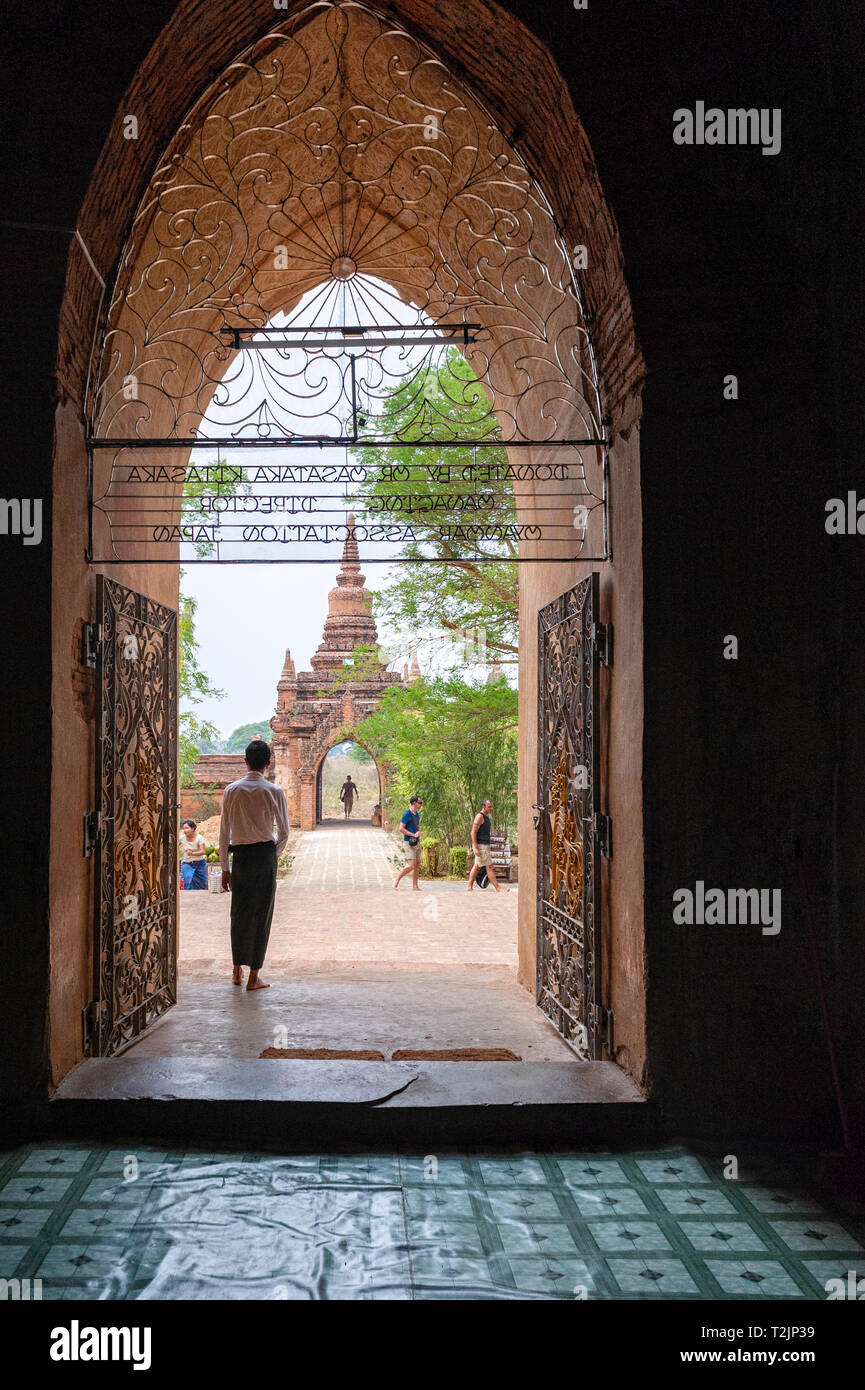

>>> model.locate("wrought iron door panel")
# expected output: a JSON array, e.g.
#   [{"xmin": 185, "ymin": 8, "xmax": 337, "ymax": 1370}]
[
  {"xmin": 94, "ymin": 576, "xmax": 178, "ymax": 1055},
  {"xmin": 537, "ymin": 574, "xmax": 602, "ymax": 1058}
]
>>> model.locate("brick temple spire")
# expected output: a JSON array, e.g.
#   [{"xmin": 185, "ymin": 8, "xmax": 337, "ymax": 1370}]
[
  {"xmin": 310, "ymin": 514, "xmax": 380, "ymax": 671},
  {"xmin": 339, "ymin": 512, "xmax": 361, "ymax": 574}
]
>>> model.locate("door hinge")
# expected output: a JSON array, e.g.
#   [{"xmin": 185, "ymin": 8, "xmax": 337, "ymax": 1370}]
[
  {"xmin": 595, "ymin": 810, "xmax": 613, "ymax": 858},
  {"xmin": 592, "ymin": 620, "xmax": 613, "ymax": 667},
  {"xmin": 83, "ymin": 810, "xmax": 100, "ymax": 858},
  {"xmin": 80, "ymin": 621, "xmax": 100, "ymax": 669},
  {"xmin": 596, "ymin": 1004, "xmax": 614, "ymax": 1056},
  {"xmin": 81, "ymin": 1000, "xmax": 102, "ymax": 1051}
]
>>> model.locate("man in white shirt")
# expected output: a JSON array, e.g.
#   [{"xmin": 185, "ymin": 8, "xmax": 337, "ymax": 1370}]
[{"xmin": 219, "ymin": 739, "xmax": 290, "ymax": 991}]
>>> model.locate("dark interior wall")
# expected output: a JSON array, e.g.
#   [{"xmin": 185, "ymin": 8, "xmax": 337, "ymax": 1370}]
[{"xmin": 1, "ymin": 0, "xmax": 862, "ymax": 1135}]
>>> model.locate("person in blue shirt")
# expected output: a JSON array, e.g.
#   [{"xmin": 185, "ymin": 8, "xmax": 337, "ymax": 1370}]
[{"xmin": 394, "ymin": 795, "xmax": 423, "ymax": 891}]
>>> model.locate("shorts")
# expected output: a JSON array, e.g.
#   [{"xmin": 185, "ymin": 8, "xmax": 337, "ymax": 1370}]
[
  {"xmin": 474, "ymin": 845, "xmax": 492, "ymax": 868},
  {"xmin": 403, "ymin": 840, "xmax": 421, "ymax": 861}
]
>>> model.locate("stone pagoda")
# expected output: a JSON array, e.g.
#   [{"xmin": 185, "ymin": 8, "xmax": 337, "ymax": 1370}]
[{"xmin": 270, "ymin": 516, "xmax": 407, "ymax": 829}]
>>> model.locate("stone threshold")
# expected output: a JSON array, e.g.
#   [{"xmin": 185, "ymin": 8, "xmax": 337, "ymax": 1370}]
[{"xmin": 35, "ymin": 1057, "xmax": 662, "ymax": 1147}]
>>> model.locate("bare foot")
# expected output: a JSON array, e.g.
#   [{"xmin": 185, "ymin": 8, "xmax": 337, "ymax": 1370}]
[
  {"xmin": 393, "ymin": 880, "xmax": 401, "ymax": 891},
  {"xmin": 246, "ymin": 975, "xmax": 270, "ymax": 991},
  {"xmin": 232, "ymin": 967, "xmax": 243, "ymax": 986}
]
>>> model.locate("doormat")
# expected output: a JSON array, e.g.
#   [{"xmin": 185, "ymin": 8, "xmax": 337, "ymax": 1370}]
[
  {"xmin": 260, "ymin": 1047, "xmax": 387, "ymax": 1060},
  {"xmin": 391, "ymin": 1048, "xmax": 521, "ymax": 1061}
]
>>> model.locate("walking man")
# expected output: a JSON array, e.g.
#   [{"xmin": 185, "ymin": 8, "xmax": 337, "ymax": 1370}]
[
  {"xmin": 339, "ymin": 773, "xmax": 358, "ymax": 818},
  {"xmin": 394, "ymin": 794, "xmax": 423, "ymax": 891},
  {"xmin": 467, "ymin": 798, "xmax": 508, "ymax": 892},
  {"xmin": 219, "ymin": 739, "xmax": 290, "ymax": 990}
]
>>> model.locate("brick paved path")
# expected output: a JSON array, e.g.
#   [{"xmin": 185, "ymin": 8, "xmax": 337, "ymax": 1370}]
[
  {"xmin": 285, "ymin": 819, "xmax": 398, "ymax": 891},
  {"xmin": 139, "ymin": 821, "xmax": 574, "ymax": 1061}
]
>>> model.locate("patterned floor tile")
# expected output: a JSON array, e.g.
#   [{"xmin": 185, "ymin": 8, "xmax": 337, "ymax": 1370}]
[
  {"xmin": 567, "ymin": 1186, "xmax": 650, "ymax": 1217},
  {"xmin": 0, "ymin": 1177, "xmax": 76, "ymax": 1204},
  {"xmin": 0, "ymin": 1206, "xmax": 53, "ymax": 1238},
  {"xmin": 740, "ymin": 1187, "xmax": 827, "ymax": 1215},
  {"xmin": 504, "ymin": 1255, "xmax": 597, "ymax": 1297},
  {"xmin": 678, "ymin": 1221, "xmax": 767, "ymax": 1252},
  {"xmin": 654, "ymin": 1186, "xmax": 736, "ymax": 1215},
  {"xmin": 555, "ymin": 1158, "xmax": 630, "ymax": 1185},
  {"xmin": 16, "ymin": 1150, "xmax": 92, "ymax": 1174},
  {"xmin": 634, "ymin": 1156, "xmax": 712, "ymax": 1185},
  {"xmin": 606, "ymin": 1257, "xmax": 701, "ymax": 1295},
  {"xmin": 589, "ymin": 1220, "xmax": 672, "ymax": 1253},
  {"xmin": 703, "ymin": 1259, "xmax": 806, "ymax": 1297},
  {"xmin": 495, "ymin": 1220, "xmax": 581, "ymax": 1257},
  {"xmin": 768, "ymin": 1220, "xmax": 863, "ymax": 1253}
]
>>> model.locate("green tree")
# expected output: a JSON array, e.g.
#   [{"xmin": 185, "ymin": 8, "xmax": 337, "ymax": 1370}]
[
  {"xmin": 178, "ymin": 459, "xmax": 250, "ymax": 780},
  {"xmin": 178, "ymin": 588, "xmax": 224, "ymax": 787},
  {"xmin": 224, "ymin": 720, "xmax": 273, "ymax": 751},
  {"xmin": 349, "ymin": 349, "xmax": 518, "ymax": 667},
  {"xmin": 351, "ymin": 672, "xmax": 517, "ymax": 847}
]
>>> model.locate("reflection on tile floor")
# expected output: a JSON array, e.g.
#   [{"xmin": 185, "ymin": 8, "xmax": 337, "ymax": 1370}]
[{"xmin": 0, "ymin": 1142, "xmax": 862, "ymax": 1299}]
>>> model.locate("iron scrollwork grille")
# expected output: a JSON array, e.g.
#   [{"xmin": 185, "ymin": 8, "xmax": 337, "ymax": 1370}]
[
  {"xmin": 94, "ymin": 576, "xmax": 178, "ymax": 1055},
  {"xmin": 84, "ymin": 0, "xmax": 608, "ymax": 567},
  {"xmin": 536, "ymin": 574, "xmax": 603, "ymax": 1058}
]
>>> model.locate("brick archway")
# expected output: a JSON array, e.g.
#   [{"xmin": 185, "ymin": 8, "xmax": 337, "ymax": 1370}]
[
  {"xmin": 271, "ymin": 515, "xmax": 408, "ymax": 830},
  {"xmin": 50, "ymin": 0, "xmax": 648, "ymax": 1089},
  {"xmin": 313, "ymin": 736, "xmax": 384, "ymax": 826}
]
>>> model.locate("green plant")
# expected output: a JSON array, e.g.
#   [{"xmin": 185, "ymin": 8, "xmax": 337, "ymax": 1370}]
[
  {"xmin": 348, "ymin": 350, "xmax": 518, "ymax": 669},
  {"xmin": 420, "ymin": 839, "xmax": 441, "ymax": 877},
  {"xmin": 449, "ymin": 845, "xmax": 468, "ymax": 878},
  {"xmin": 352, "ymin": 674, "xmax": 517, "ymax": 850}
]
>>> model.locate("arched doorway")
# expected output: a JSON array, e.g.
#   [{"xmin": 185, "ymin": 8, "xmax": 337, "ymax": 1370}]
[
  {"xmin": 50, "ymin": 0, "xmax": 646, "ymax": 1086},
  {"xmin": 315, "ymin": 741, "xmax": 381, "ymax": 824}
]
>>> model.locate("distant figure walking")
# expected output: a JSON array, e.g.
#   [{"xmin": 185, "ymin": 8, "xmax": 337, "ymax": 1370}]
[
  {"xmin": 467, "ymin": 798, "xmax": 508, "ymax": 893},
  {"xmin": 219, "ymin": 740, "xmax": 290, "ymax": 991},
  {"xmin": 339, "ymin": 774, "xmax": 358, "ymax": 818},
  {"xmin": 180, "ymin": 819, "xmax": 208, "ymax": 890},
  {"xmin": 394, "ymin": 795, "xmax": 423, "ymax": 891}
]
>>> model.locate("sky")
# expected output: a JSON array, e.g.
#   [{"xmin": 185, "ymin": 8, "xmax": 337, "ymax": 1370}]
[{"xmin": 184, "ymin": 556, "xmax": 398, "ymax": 739}]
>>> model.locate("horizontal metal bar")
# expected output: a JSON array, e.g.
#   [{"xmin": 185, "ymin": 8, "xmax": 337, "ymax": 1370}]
[
  {"xmin": 88, "ymin": 436, "xmax": 608, "ymax": 449},
  {"xmin": 231, "ymin": 335, "xmax": 476, "ymax": 350},
  {"xmin": 222, "ymin": 323, "xmax": 483, "ymax": 337},
  {"xmin": 88, "ymin": 554, "xmax": 602, "ymax": 565}
]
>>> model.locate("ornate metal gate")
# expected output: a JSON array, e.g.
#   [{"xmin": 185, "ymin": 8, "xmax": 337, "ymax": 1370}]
[
  {"xmin": 536, "ymin": 574, "xmax": 610, "ymax": 1059},
  {"xmin": 90, "ymin": 576, "xmax": 178, "ymax": 1055}
]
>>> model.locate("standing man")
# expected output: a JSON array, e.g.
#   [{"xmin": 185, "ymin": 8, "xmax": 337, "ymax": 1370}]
[
  {"xmin": 219, "ymin": 739, "xmax": 290, "ymax": 991},
  {"xmin": 467, "ymin": 798, "xmax": 508, "ymax": 892},
  {"xmin": 394, "ymin": 794, "xmax": 423, "ymax": 891},
  {"xmin": 339, "ymin": 773, "xmax": 358, "ymax": 818}
]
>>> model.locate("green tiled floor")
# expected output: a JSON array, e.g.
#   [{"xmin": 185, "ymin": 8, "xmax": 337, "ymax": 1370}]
[{"xmin": 0, "ymin": 1142, "xmax": 862, "ymax": 1300}]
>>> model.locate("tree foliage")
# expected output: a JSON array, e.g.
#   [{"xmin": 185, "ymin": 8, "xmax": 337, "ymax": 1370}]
[
  {"xmin": 178, "ymin": 586, "xmax": 224, "ymax": 786},
  {"xmin": 349, "ymin": 349, "xmax": 518, "ymax": 666},
  {"xmin": 223, "ymin": 720, "xmax": 273, "ymax": 751},
  {"xmin": 352, "ymin": 673, "xmax": 517, "ymax": 847},
  {"xmin": 177, "ymin": 461, "xmax": 253, "ymax": 780}
]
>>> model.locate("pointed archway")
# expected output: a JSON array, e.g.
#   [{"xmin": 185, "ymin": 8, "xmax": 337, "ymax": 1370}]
[{"xmin": 271, "ymin": 515, "xmax": 408, "ymax": 829}]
